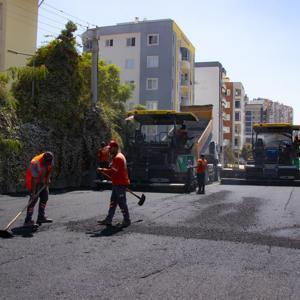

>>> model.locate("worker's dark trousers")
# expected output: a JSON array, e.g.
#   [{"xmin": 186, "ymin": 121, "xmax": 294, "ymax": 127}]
[
  {"xmin": 25, "ymin": 185, "xmax": 49, "ymax": 222},
  {"xmin": 197, "ymin": 173, "xmax": 205, "ymax": 193},
  {"xmin": 107, "ymin": 185, "xmax": 130, "ymax": 222}
]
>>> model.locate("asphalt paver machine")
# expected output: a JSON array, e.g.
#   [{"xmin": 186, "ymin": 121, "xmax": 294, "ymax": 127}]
[
  {"xmin": 245, "ymin": 123, "xmax": 300, "ymax": 181},
  {"xmin": 124, "ymin": 109, "xmax": 220, "ymax": 192}
]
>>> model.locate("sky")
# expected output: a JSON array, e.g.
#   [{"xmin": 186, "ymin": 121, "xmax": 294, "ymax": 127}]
[{"xmin": 36, "ymin": 0, "xmax": 300, "ymax": 124}]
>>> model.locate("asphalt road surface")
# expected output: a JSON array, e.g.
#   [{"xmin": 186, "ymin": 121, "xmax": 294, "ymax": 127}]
[{"xmin": 0, "ymin": 183, "xmax": 299, "ymax": 299}]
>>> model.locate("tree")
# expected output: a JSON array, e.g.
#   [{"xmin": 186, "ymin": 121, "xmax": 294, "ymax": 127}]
[
  {"xmin": 13, "ymin": 21, "xmax": 84, "ymax": 132},
  {"xmin": 241, "ymin": 143, "xmax": 252, "ymax": 161},
  {"xmin": 223, "ymin": 144, "xmax": 235, "ymax": 166},
  {"xmin": 0, "ymin": 73, "xmax": 21, "ymax": 192},
  {"xmin": 2, "ymin": 21, "xmax": 134, "ymax": 191}
]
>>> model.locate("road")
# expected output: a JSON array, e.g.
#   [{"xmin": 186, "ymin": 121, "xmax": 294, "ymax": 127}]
[{"xmin": 0, "ymin": 183, "xmax": 300, "ymax": 299}]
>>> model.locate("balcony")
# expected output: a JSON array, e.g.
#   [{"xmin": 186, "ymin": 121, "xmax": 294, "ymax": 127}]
[
  {"xmin": 180, "ymin": 79, "xmax": 189, "ymax": 86},
  {"xmin": 180, "ymin": 60, "xmax": 190, "ymax": 70},
  {"xmin": 180, "ymin": 97, "xmax": 189, "ymax": 106}
]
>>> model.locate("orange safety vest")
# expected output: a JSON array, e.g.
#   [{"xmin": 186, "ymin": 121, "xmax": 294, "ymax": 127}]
[
  {"xmin": 101, "ymin": 152, "xmax": 130, "ymax": 186},
  {"xmin": 25, "ymin": 153, "xmax": 53, "ymax": 190},
  {"xmin": 196, "ymin": 158, "xmax": 208, "ymax": 174}
]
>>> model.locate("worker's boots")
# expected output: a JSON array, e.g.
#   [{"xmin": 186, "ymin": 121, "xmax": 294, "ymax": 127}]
[
  {"xmin": 37, "ymin": 216, "xmax": 53, "ymax": 225},
  {"xmin": 119, "ymin": 219, "xmax": 131, "ymax": 228},
  {"xmin": 97, "ymin": 218, "xmax": 112, "ymax": 226},
  {"xmin": 23, "ymin": 220, "xmax": 37, "ymax": 227}
]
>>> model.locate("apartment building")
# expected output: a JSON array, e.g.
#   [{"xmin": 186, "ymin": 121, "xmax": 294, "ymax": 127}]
[
  {"xmin": 232, "ymin": 82, "xmax": 246, "ymax": 151},
  {"xmin": 0, "ymin": 0, "xmax": 38, "ymax": 71},
  {"xmin": 82, "ymin": 19, "xmax": 195, "ymax": 111},
  {"xmin": 245, "ymin": 98, "xmax": 293, "ymax": 144},
  {"xmin": 194, "ymin": 61, "xmax": 227, "ymax": 149},
  {"xmin": 244, "ymin": 99, "xmax": 264, "ymax": 144},
  {"xmin": 223, "ymin": 78, "xmax": 233, "ymax": 147}
]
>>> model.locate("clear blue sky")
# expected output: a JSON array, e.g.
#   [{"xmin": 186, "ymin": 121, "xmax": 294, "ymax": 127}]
[{"xmin": 37, "ymin": 0, "xmax": 300, "ymax": 124}]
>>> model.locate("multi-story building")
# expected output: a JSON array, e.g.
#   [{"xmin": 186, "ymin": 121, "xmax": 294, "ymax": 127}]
[
  {"xmin": 0, "ymin": 0, "xmax": 38, "ymax": 71},
  {"xmin": 82, "ymin": 19, "xmax": 195, "ymax": 111},
  {"xmin": 194, "ymin": 61, "xmax": 227, "ymax": 150},
  {"xmin": 232, "ymin": 82, "xmax": 246, "ymax": 151},
  {"xmin": 245, "ymin": 98, "xmax": 293, "ymax": 144},
  {"xmin": 244, "ymin": 99, "xmax": 264, "ymax": 144},
  {"xmin": 223, "ymin": 78, "xmax": 233, "ymax": 147}
]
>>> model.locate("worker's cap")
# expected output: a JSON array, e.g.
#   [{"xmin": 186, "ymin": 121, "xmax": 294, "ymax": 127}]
[
  {"xmin": 108, "ymin": 140, "xmax": 119, "ymax": 149},
  {"xmin": 43, "ymin": 151, "xmax": 54, "ymax": 164},
  {"xmin": 200, "ymin": 153, "xmax": 205, "ymax": 157},
  {"xmin": 101, "ymin": 141, "xmax": 106, "ymax": 147}
]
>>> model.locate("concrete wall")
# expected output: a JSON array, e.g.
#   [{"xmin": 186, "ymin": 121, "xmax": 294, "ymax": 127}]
[
  {"xmin": 194, "ymin": 65, "xmax": 220, "ymax": 145},
  {"xmin": 0, "ymin": 0, "xmax": 38, "ymax": 71}
]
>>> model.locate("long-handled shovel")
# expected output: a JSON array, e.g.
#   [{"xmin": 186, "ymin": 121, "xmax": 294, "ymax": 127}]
[
  {"xmin": 0, "ymin": 185, "xmax": 46, "ymax": 239},
  {"xmin": 98, "ymin": 170, "xmax": 146, "ymax": 206}
]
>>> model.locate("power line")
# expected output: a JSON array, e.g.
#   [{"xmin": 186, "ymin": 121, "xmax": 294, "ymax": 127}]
[
  {"xmin": 7, "ymin": 9, "xmax": 63, "ymax": 31},
  {"xmin": 10, "ymin": 1, "xmax": 88, "ymax": 30},
  {"xmin": 43, "ymin": 3, "xmax": 97, "ymax": 28},
  {"xmin": 40, "ymin": 6, "xmax": 88, "ymax": 29}
]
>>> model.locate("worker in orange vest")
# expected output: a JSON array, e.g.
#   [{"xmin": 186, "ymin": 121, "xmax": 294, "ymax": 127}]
[
  {"xmin": 24, "ymin": 152, "xmax": 54, "ymax": 226},
  {"xmin": 97, "ymin": 142, "xmax": 110, "ymax": 180},
  {"xmin": 196, "ymin": 154, "xmax": 208, "ymax": 194},
  {"xmin": 97, "ymin": 140, "xmax": 131, "ymax": 227}
]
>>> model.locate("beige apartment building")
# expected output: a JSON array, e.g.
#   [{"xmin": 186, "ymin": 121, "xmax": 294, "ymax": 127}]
[{"xmin": 0, "ymin": 0, "xmax": 38, "ymax": 71}]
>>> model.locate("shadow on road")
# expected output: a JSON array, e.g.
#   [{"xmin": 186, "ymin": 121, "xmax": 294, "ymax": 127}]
[
  {"xmin": 86, "ymin": 225, "xmax": 123, "ymax": 237},
  {"xmin": 11, "ymin": 225, "xmax": 38, "ymax": 238}
]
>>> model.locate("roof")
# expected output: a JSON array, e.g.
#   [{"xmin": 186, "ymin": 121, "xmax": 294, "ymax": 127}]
[
  {"xmin": 126, "ymin": 110, "xmax": 198, "ymax": 125},
  {"xmin": 253, "ymin": 123, "xmax": 300, "ymax": 133}
]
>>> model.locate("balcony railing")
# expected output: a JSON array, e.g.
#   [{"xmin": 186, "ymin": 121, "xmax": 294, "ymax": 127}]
[
  {"xmin": 180, "ymin": 79, "xmax": 189, "ymax": 86},
  {"xmin": 180, "ymin": 60, "xmax": 190, "ymax": 70}
]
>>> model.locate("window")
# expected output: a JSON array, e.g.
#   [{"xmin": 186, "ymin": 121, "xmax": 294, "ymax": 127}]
[
  {"xmin": 245, "ymin": 128, "xmax": 252, "ymax": 134},
  {"xmin": 226, "ymin": 89, "xmax": 231, "ymax": 96},
  {"xmin": 223, "ymin": 126, "xmax": 230, "ymax": 133},
  {"xmin": 146, "ymin": 101, "xmax": 158, "ymax": 110},
  {"xmin": 224, "ymin": 113, "xmax": 231, "ymax": 121},
  {"xmin": 181, "ymin": 73, "xmax": 188, "ymax": 85},
  {"xmin": 180, "ymin": 47, "xmax": 190, "ymax": 61},
  {"xmin": 105, "ymin": 39, "xmax": 113, "ymax": 47},
  {"xmin": 234, "ymin": 138, "xmax": 239, "ymax": 147},
  {"xmin": 84, "ymin": 40, "xmax": 93, "ymax": 51},
  {"xmin": 235, "ymin": 89, "xmax": 241, "ymax": 96},
  {"xmin": 235, "ymin": 124, "xmax": 241, "ymax": 134},
  {"xmin": 146, "ymin": 78, "xmax": 158, "ymax": 90},
  {"xmin": 125, "ymin": 59, "xmax": 135, "ymax": 69},
  {"xmin": 235, "ymin": 112, "xmax": 240, "ymax": 121},
  {"xmin": 126, "ymin": 37, "xmax": 135, "ymax": 46},
  {"xmin": 125, "ymin": 80, "xmax": 135, "ymax": 85},
  {"xmin": 147, "ymin": 34, "xmax": 159, "ymax": 46},
  {"xmin": 235, "ymin": 100, "xmax": 241, "ymax": 108},
  {"xmin": 147, "ymin": 56, "xmax": 159, "ymax": 68}
]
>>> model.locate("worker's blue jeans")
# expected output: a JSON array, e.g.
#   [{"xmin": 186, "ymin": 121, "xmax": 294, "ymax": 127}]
[{"xmin": 107, "ymin": 185, "xmax": 130, "ymax": 222}]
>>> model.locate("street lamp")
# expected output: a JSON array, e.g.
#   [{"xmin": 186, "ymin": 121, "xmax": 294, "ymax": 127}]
[{"xmin": 7, "ymin": 49, "xmax": 36, "ymax": 102}]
